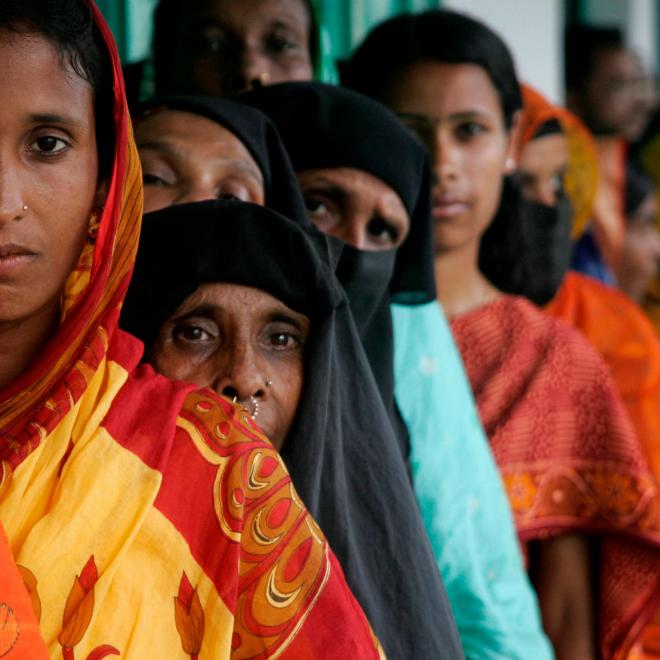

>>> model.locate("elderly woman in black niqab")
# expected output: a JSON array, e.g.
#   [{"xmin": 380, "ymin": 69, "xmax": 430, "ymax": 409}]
[{"xmin": 121, "ymin": 107, "xmax": 464, "ymax": 658}]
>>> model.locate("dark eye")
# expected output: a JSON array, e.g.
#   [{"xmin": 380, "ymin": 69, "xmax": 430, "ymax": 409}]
[
  {"xmin": 173, "ymin": 323, "xmax": 215, "ymax": 344},
  {"xmin": 269, "ymin": 332, "xmax": 301, "ymax": 349},
  {"xmin": 31, "ymin": 135, "xmax": 68, "ymax": 155},
  {"xmin": 303, "ymin": 196, "xmax": 329, "ymax": 217},
  {"xmin": 456, "ymin": 122, "xmax": 486, "ymax": 140},
  {"xmin": 367, "ymin": 217, "xmax": 398, "ymax": 245},
  {"xmin": 143, "ymin": 173, "xmax": 168, "ymax": 187},
  {"xmin": 265, "ymin": 32, "xmax": 299, "ymax": 54}
]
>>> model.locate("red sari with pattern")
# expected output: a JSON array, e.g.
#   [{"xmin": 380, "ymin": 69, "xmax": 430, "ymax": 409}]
[
  {"xmin": 0, "ymin": 3, "xmax": 383, "ymax": 658},
  {"xmin": 451, "ymin": 295, "xmax": 660, "ymax": 659}
]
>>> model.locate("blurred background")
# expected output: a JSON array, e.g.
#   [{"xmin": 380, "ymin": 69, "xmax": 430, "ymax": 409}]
[{"xmin": 97, "ymin": 0, "xmax": 658, "ymax": 104}]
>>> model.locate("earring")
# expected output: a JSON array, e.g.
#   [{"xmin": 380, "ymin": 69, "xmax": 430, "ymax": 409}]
[{"xmin": 87, "ymin": 205, "xmax": 103, "ymax": 246}]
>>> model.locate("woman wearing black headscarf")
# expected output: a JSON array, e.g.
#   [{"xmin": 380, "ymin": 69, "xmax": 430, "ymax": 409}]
[
  {"xmin": 240, "ymin": 82, "xmax": 436, "ymax": 457},
  {"xmin": 121, "ymin": 194, "xmax": 464, "ymax": 658},
  {"xmin": 135, "ymin": 95, "xmax": 306, "ymax": 220}
]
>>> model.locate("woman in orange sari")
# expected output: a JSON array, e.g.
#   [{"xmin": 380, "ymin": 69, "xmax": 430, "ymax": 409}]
[
  {"xmin": 343, "ymin": 9, "xmax": 660, "ymax": 659},
  {"xmin": 518, "ymin": 84, "xmax": 660, "ymax": 485},
  {"xmin": 0, "ymin": 1, "xmax": 383, "ymax": 657}
]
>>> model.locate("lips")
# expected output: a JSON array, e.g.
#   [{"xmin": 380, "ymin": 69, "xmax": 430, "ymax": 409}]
[
  {"xmin": 432, "ymin": 196, "xmax": 469, "ymax": 220},
  {"xmin": 0, "ymin": 243, "xmax": 38, "ymax": 276}
]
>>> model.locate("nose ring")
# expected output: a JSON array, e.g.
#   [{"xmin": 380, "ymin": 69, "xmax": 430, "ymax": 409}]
[{"xmin": 250, "ymin": 395, "xmax": 260, "ymax": 420}]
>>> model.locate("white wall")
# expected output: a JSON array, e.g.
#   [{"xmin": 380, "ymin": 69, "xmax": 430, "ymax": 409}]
[{"xmin": 442, "ymin": 0, "xmax": 564, "ymax": 103}]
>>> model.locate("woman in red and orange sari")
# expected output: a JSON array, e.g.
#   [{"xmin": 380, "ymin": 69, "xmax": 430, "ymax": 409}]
[
  {"xmin": 518, "ymin": 83, "xmax": 660, "ymax": 486},
  {"xmin": 0, "ymin": 1, "xmax": 383, "ymax": 657},
  {"xmin": 343, "ymin": 9, "xmax": 660, "ymax": 660}
]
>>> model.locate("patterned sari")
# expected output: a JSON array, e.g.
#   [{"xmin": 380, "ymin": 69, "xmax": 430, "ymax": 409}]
[
  {"xmin": 451, "ymin": 293, "xmax": 660, "ymax": 659},
  {"xmin": 0, "ymin": 4, "xmax": 382, "ymax": 658}
]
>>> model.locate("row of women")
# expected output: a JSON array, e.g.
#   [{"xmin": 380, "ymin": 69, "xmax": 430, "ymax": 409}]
[{"xmin": 1, "ymin": 0, "xmax": 659, "ymax": 658}]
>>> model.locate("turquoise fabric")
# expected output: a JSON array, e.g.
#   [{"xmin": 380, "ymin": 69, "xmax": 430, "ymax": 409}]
[{"xmin": 392, "ymin": 301, "xmax": 554, "ymax": 660}]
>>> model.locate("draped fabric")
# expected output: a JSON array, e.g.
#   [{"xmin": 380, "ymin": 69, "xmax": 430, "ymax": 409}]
[
  {"xmin": 0, "ymin": 523, "xmax": 49, "ymax": 659},
  {"xmin": 520, "ymin": 84, "xmax": 599, "ymax": 240},
  {"xmin": 392, "ymin": 301, "xmax": 553, "ymax": 660},
  {"xmin": 451, "ymin": 295, "xmax": 660, "ymax": 659},
  {"xmin": 637, "ymin": 120, "xmax": 660, "ymax": 333},
  {"xmin": 520, "ymin": 86, "xmax": 660, "ymax": 511},
  {"xmin": 121, "ymin": 206, "xmax": 464, "ymax": 659},
  {"xmin": 0, "ymin": 4, "xmax": 383, "ymax": 658}
]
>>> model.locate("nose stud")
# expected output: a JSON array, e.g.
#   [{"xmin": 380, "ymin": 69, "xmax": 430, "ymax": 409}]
[
  {"xmin": 265, "ymin": 379, "xmax": 272, "ymax": 387},
  {"xmin": 22, "ymin": 205, "xmax": 28, "ymax": 212}
]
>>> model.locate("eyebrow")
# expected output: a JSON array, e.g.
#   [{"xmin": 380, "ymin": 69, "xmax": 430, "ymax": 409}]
[
  {"xmin": 137, "ymin": 139, "xmax": 264, "ymax": 184},
  {"xmin": 28, "ymin": 112, "xmax": 84, "ymax": 128},
  {"xmin": 266, "ymin": 311, "xmax": 308, "ymax": 332},
  {"xmin": 301, "ymin": 179, "xmax": 349, "ymax": 203}
]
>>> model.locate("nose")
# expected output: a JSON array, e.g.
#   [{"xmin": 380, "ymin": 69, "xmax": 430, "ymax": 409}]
[
  {"xmin": 432, "ymin": 131, "xmax": 459, "ymax": 185},
  {"xmin": 332, "ymin": 215, "xmax": 369, "ymax": 250},
  {"xmin": 211, "ymin": 341, "xmax": 266, "ymax": 404},
  {"xmin": 537, "ymin": 181, "xmax": 558, "ymax": 208},
  {"xmin": 0, "ymin": 159, "xmax": 27, "ymax": 227},
  {"xmin": 240, "ymin": 46, "xmax": 272, "ymax": 91}
]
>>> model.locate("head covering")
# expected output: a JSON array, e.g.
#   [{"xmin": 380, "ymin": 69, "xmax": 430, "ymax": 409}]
[
  {"xmin": 239, "ymin": 81, "xmax": 435, "ymax": 304},
  {"xmin": 121, "ymin": 199, "xmax": 465, "ymax": 660},
  {"xmin": 136, "ymin": 95, "xmax": 307, "ymax": 222},
  {"xmin": 0, "ymin": 4, "xmax": 388, "ymax": 657},
  {"xmin": 520, "ymin": 84, "xmax": 600, "ymax": 239},
  {"xmin": 624, "ymin": 162, "xmax": 655, "ymax": 217},
  {"xmin": 240, "ymin": 82, "xmax": 435, "ymax": 456}
]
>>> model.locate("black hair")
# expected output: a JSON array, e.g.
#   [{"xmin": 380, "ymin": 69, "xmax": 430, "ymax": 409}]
[
  {"xmin": 564, "ymin": 24, "xmax": 624, "ymax": 94},
  {"xmin": 625, "ymin": 163, "xmax": 655, "ymax": 218},
  {"xmin": 0, "ymin": 0, "xmax": 114, "ymax": 179},
  {"xmin": 153, "ymin": 0, "xmax": 318, "ymax": 95},
  {"xmin": 340, "ymin": 9, "xmax": 522, "ymax": 129}
]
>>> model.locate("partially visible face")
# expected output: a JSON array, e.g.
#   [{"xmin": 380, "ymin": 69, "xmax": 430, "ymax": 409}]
[
  {"xmin": 136, "ymin": 110, "xmax": 265, "ymax": 213},
  {"xmin": 617, "ymin": 194, "xmax": 660, "ymax": 302},
  {"xmin": 0, "ymin": 31, "xmax": 100, "ymax": 326},
  {"xmin": 576, "ymin": 48, "xmax": 655, "ymax": 140},
  {"xmin": 297, "ymin": 167, "xmax": 410, "ymax": 251},
  {"xmin": 153, "ymin": 283, "xmax": 309, "ymax": 449},
  {"xmin": 387, "ymin": 61, "xmax": 517, "ymax": 254},
  {"xmin": 518, "ymin": 133, "xmax": 568, "ymax": 207},
  {"xmin": 172, "ymin": 0, "xmax": 313, "ymax": 96}
]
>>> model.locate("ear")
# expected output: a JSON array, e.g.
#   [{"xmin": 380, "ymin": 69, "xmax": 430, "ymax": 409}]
[{"xmin": 504, "ymin": 110, "xmax": 522, "ymax": 174}]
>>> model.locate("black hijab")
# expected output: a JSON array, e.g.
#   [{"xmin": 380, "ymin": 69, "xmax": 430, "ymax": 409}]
[
  {"xmin": 121, "ymin": 200, "xmax": 463, "ymax": 660},
  {"xmin": 136, "ymin": 95, "xmax": 307, "ymax": 222},
  {"xmin": 239, "ymin": 82, "xmax": 436, "ymax": 457}
]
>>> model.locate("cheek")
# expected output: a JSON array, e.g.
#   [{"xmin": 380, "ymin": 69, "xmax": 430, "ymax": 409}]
[
  {"xmin": 143, "ymin": 187, "xmax": 174, "ymax": 214},
  {"xmin": 272, "ymin": 357, "xmax": 304, "ymax": 417},
  {"xmin": 153, "ymin": 345, "xmax": 211, "ymax": 385}
]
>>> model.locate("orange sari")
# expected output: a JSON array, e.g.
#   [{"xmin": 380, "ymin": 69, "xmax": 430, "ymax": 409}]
[
  {"xmin": 451, "ymin": 295, "xmax": 660, "ymax": 659},
  {"xmin": 0, "ymin": 4, "xmax": 382, "ymax": 658},
  {"xmin": 520, "ymin": 84, "xmax": 660, "ymax": 503},
  {"xmin": 0, "ymin": 523, "xmax": 48, "ymax": 659}
]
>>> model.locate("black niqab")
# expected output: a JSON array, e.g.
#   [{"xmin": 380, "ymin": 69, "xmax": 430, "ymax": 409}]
[{"xmin": 121, "ymin": 200, "xmax": 463, "ymax": 660}]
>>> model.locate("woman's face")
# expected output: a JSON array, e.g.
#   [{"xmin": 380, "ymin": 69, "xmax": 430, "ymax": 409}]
[
  {"xmin": 136, "ymin": 110, "xmax": 265, "ymax": 213},
  {"xmin": 618, "ymin": 194, "xmax": 660, "ymax": 302},
  {"xmin": 297, "ymin": 167, "xmax": 410, "ymax": 251},
  {"xmin": 152, "ymin": 283, "xmax": 309, "ymax": 449},
  {"xmin": 173, "ymin": 0, "xmax": 313, "ymax": 96},
  {"xmin": 0, "ymin": 31, "xmax": 99, "ymax": 327},
  {"xmin": 518, "ymin": 133, "xmax": 568, "ymax": 207},
  {"xmin": 388, "ymin": 61, "xmax": 518, "ymax": 254}
]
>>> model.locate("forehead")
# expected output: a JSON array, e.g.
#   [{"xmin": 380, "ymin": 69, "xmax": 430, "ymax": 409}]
[
  {"xmin": 0, "ymin": 30, "xmax": 94, "ymax": 117},
  {"xmin": 184, "ymin": 0, "xmax": 310, "ymax": 30},
  {"xmin": 392, "ymin": 61, "xmax": 502, "ymax": 115},
  {"xmin": 182, "ymin": 282, "xmax": 305, "ymax": 320},
  {"xmin": 137, "ymin": 110, "xmax": 261, "ymax": 163},
  {"xmin": 520, "ymin": 133, "xmax": 568, "ymax": 172}
]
